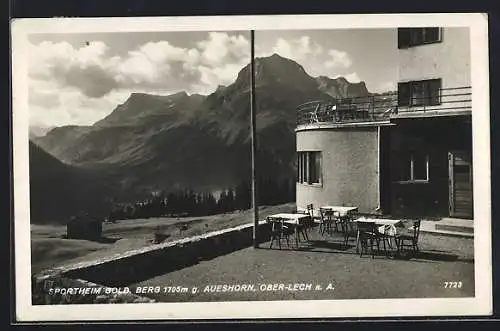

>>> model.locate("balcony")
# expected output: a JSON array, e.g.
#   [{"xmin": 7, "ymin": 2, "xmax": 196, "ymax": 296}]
[
  {"xmin": 296, "ymin": 86, "xmax": 472, "ymax": 127},
  {"xmin": 394, "ymin": 86, "xmax": 472, "ymax": 119}
]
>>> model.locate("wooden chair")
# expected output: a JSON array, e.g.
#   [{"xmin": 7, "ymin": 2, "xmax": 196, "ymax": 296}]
[
  {"xmin": 290, "ymin": 220, "xmax": 309, "ymax": 248},
  {"xmin": 332, "ymin": 211, "xmax": 342, "ymax": 233},
  {"xmin": 296, "ymin": 206, "xmax": 312, "ymax": 234},
  {"xmin": 319, "ymin": 207, "xmax": 335, "ymax": 236},
  {"xmin": 395, "ymin": 220, "xmax": 421, "ymax": 255},
  {"xmin": 339, "ymin": 215, "xmax": 357, "ymax": 250},
  {"xmin": 356, "ymin": 221, "xmax": 379, "ymax": 259},
  {"xmin": 267, "ymin": 217, "xmax": 290, "ymax": 250},
  {"xmin": 295, "ymin": 216, "xmax": 310, "ymax": 242},
  {"xmin": 306, "ymin": 204, "xmax": 318, "ymax": 231},
  {"xmin": 376, "ymin": 224, "xmax": 394, "ymax": 257}
]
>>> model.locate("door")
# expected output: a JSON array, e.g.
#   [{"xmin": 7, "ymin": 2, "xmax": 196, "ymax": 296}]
[{"xmin": 448, "ymin": 151, "xmax": 473, "ymax": 218}]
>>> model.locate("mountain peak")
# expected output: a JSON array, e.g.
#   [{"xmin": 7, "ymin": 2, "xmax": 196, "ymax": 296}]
[
  {"xmin": 315, "ymin": 76, "xmax": 370, "ymax": 98},
  {"xmin": 233, "ymin": 53, "xmax": 315, "ymax": 89},
  {"xmin": 317, "ymin": 76, "xmax": 366, "ymax": 87},
  {"xmin": 128, "ymin": 92, "xmax": 151, "ymax": 100},
  {"xmin": 256, "ymin": 53, "xmax": 298, "ymax": 65},
  {"xmin": 269, "ymin": 52, "xmax": 285, "ymax": 59},
  {"xmin": 169, "ymin": 91, "xmax": 189, "ymax": 98},
  {"xmin": 121, "ymin": 92, "xmax": 156, "ymax": 107}
]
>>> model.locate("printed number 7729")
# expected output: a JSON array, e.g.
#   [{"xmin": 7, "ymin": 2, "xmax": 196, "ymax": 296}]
[{"xmin": 444, "ymin": 281, "xmax": 463, "ymax": 288}]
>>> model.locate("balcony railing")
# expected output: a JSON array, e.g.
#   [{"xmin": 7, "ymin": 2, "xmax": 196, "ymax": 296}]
[{"xmin": 296, "ymin": 86, "xmax": 472, "ymax": 126}]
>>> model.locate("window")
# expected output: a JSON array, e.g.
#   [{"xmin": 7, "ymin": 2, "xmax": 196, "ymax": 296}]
[
  {"xmin": 394, "ymin": 153, "xmax": 429, "ymax": 183},
  {"xmin": 398, "ymin": 79, "xmax": 442, "ymax": 107},
  {"xmin": 297, "ymin": 151, "xmax": 322, "ymax": 185},
  {"xmin": 398, "ymin": 28, "xmax": 442, "ymax": 48}
]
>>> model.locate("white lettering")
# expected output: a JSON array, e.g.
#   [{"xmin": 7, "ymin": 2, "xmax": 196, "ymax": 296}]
[
  {"xmin": 136, "ymin": 286, "xmax": 160, "ymax": 294},
  {"xmin": 259, "ymin": 283, "xmax": 313, "ymax": 291}
]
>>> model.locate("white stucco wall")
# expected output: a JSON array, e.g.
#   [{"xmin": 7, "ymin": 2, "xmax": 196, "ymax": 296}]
[
  {"xmin": 398, "ymin": 27, "xmax": 471, "ymax": 87},
  {"xmin": 397, "ymin": 27, "xmax": 471, "ymax": 113},
  {"xmin": 296, "ymin": 127, "xmax": 380, "ymax": 214}
]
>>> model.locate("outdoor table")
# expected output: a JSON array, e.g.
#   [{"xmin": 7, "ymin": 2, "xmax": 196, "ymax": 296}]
[
  {"xmin": 351, "ymin": 217, "xmax": 405, "ymax": 253},
  {"xmin": 267, "ymin": 213, "xmax": 311, "ymax": 248},
  {"xmin": 321, "ymin": 206, "xmax": 358, "ymax": 217},
  {"xmin": 296, "ymin": 206, "xmax": 308, "ymax": 214},
  {"xmin": 296, "ymin": 207, "xmax": 320, "ymax": 220}
]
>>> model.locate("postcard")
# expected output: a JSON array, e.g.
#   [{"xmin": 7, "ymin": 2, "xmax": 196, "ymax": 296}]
[{"xmin": 11, "ymin": 13, "xmax": 492, "ymax": 321}]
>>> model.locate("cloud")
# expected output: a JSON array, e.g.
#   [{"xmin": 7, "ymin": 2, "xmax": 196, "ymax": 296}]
[
  {"xmin": 28, "ymin": 32, "xmax": 252, "ymax": 126},
  {"xmin": 375, "ymin": 81, "xmax": 396, "ymax": 93},
  {"xmin": 29, "ymin": 86, "xmax": 61, "ymax": 108},
  {"xmin": 197, "ymin": 32, "xmax": 250, "ymax": 67},
  {"xmin": 325, "ymin": 50, "xmax": 352, "ymax": 69},
  {"xmin": 28, "ymin": 32, "xmax": 251, "ymax": 100},
  {"xmin": 28, "ymin": 33, "xmax": 362, "ymax": 127},
  {"xmin": 29, "ymin": 41, "xmax": 119, "ymax": 98},
  {"xmin": 29, "ymin": 82, "xmax": 131, "ymax": 128},
  {"xmin": 258, "ymin": 36, "xmax": 323, "ymax": 66},
  {"xmin": 339, "ymin": 72, "xmax": 361, "ymax": 83},
  {"xmin": 257, "ymin": 36, "xmax": 354, "ymax": 79}
]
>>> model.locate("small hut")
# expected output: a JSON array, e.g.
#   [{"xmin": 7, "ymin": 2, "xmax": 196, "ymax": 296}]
[{"xmin": 66, "ymin": 215, "xmax": 103, "ymax": 240}]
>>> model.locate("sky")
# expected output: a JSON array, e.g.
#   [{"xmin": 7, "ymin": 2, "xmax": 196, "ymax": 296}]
[{"xmin": 27, "ymin": 29, "xmax": 397, "ymax": 128}]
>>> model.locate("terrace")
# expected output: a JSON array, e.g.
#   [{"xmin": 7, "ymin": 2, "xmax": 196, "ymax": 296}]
[
  {"xmin": 130, "ymin": 228, "xmax": 474, "ymax": 303},
  {"xmin": 296, "ymin": 86, "xmax": 472, "ymax": 128},
  {"xmin": 33, "ymin": 214, "xmax": 474, "ymax": 305}
]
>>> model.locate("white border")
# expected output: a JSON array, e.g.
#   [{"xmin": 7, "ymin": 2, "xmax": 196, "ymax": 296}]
[{"xmin": 11, "ymin": 13, "xmax": 492, "ymax": 321}]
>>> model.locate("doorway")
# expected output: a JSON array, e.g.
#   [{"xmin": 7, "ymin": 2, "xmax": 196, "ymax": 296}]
[{"xmin": 448, "ymin": 151, "xmax": 473, "ymax": 218}]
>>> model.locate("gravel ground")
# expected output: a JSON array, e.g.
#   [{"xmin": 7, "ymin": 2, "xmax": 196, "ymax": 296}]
[{"xmin": 131, "ymin": 229, "xmax": 474, "ymax": 302}]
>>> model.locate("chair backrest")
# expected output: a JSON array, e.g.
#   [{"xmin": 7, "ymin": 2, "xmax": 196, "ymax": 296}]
[
  {"xmin": 306, "ymin": 204, "xmax": 314, "ymax": 218},
  {"xmin": 356, "ymin": 221, "xmax": 377, "ymax": 233},
  {"xmin": 381, "ymin": 224, "xmax": 393, "ymax": 236},
  {"xmin": 339, "ymin": 215, "xmax": 357, "ymax": 234},
  {"xmin": 319, "ymin": 207, "xmax": 327, "ymax": 219},
  {"xmin": 268, "ymin": 217, "xmax": 285, "ymax": 231},
  {"xmin": 321, "ymin": 207, "xmax": 336, "ymax": 221},
  {"xmin": 412, "ymin": 220, "xmax": 421, "ymax": 241},
  {"xmin": 338, "ymin": 215, "xmax": 349, "ymax": 222}
]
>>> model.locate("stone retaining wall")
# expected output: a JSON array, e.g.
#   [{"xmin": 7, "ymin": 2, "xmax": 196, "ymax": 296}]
[
  {"xmin": 33, "ymin": 221, "xmax": 272, "ymax": 304},
  {"xmin": 32, "ymin": 276, "xmax": 156, "ymax": 305}
]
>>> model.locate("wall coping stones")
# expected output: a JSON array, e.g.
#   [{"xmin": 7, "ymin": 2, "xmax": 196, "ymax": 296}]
[
  {"xmin": 32, "ymin": 275, "xmax": 156, "ymax": 304},
  {"xmin": 36, "ymin": 220, "xmax": 270, "ymax": 280}
]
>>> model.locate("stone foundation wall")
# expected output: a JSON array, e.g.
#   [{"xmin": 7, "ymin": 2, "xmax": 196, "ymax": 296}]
[
  {"xmin": 32, "ymin": 276, "xmax": 155, "ymax": 305},
  {"xmin": 33, "ymin": 221, "xmax": 272, "ymax": 304}
]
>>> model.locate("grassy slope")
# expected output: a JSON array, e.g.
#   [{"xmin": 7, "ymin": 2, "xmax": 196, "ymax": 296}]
[
  {"xmin": 31, "ymin": 203, "xmax": 296, "ymax": 275},
  {"xmin": 29, "ymin": 141, "xmax": 115, "ymax": 223}
]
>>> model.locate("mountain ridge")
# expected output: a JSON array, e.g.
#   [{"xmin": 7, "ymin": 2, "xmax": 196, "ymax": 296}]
[{"xmin": 31, "ymin": 54, "xmax": 386, "ymax": 223}]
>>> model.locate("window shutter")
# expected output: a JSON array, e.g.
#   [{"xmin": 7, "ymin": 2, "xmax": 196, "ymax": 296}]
[
  {"xmin": 424, "ymin": 28, "xmax": 440, "ymax": 43},
  {"xmin": 398, "ymin": 28, "xmax": 410, "ymax": 49},
  {"xmin": 304, "ymin": 153, "xmax": 309, "ymax": 184},
  {"xmin": 315, "ymin": 152, "xmax": 322, "ymax": 184},
  {"xmin": 411, "ymin": 82, "xmax": 425, "ymax": 106},
  {"xmin": 409, "ymin": 28, "xmax": 424, "ymax": 46},
  {"xmin": 398, "ymin": 82, "xmax": 410, "ymax": 106},
  {"xmin": 428, "ymin": 79, "xmax": 442, "ymax": 106},
  {"xmin": 308, "ymin": 152, "xmax": 316, "ymax": 184},
  {"xmin": 297, "ymin": 153, "xmax": 301, "ymax": 183}
]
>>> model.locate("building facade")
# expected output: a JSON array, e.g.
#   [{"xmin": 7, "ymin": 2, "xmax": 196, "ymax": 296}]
[{"xmin": 296, "ymin": 27, "xmax": 473, "ymax": 219}]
